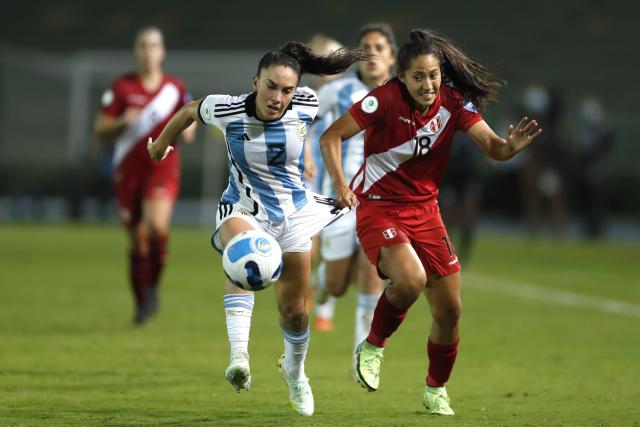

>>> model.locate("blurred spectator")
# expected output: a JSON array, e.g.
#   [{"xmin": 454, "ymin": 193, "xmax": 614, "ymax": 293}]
[
  {"xmin": 439, "ymin": 133, "xmax": 483, "ymax": 264},
  {"xmin": 519, "ymin": 84, "xmax": 569, "ymax": 237},
  {"xmin": 571, "ymin": 96, "xmax": 615, "ymax": 238}
]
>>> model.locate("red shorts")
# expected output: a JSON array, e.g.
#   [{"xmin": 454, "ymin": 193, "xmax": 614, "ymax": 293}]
[
  {"xmin": 112, "ymin": 152, "xmax": 180, "ymax": 228},
  {"xmin": 356, "ymin": 198, "xmax": 460, "ymax": 279}
]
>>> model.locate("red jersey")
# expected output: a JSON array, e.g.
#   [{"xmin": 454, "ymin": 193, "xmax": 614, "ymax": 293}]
[
  {"xmin": 348, "ymin": 78, "xmax": 482, "ymax": 205},
  {"xmin": 100, "ymin": 72, "xmax": 191, "ymax": 169}
]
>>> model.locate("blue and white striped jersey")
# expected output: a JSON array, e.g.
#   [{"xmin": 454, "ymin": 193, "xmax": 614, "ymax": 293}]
[
  {"xmin": 315, "ymin": 73, "xmax": 370, "ymax": 196},
  {"xmin": 198, "ymin": 87, "xmax": 318, "ymax": 222}
]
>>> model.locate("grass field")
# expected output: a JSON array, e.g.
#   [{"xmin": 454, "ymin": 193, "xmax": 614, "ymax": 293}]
[{"xmin": 1, "ymin": 224, "xmax": 640, "ymax": 426}]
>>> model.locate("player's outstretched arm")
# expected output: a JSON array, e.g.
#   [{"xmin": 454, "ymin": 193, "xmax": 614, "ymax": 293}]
[
  {"xmin": 320, "ymin": 112, "xmax": 362, "ymax": 208},
  {"xmin": 148, "ymin": 99, "xmax": 201, "ymax": 161},
  {"xmin": 467, "ymin": 117, "xmax": 542, "ymax": 161}
]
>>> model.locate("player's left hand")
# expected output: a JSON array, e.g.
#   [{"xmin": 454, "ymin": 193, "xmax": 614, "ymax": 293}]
[
  {"xmin": 147, "ymin": 137, "xmax": 174, "ymax": 161},
  {"xmin": 506, "ymin": 117, "xmax": 542, "ymax": 154}
]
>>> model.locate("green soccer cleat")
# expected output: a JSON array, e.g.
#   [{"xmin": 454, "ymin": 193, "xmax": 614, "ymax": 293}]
[
  {"xmin": 225, "ymin": 352, "xmax": 252, "ymax": 393},
  {"xmin": 354, "ymin": 340, "xmax": 384, "ymax": 391},
  {"xmin": 423, "ymin": 385, "xmax": 455, "ymax": 415}
]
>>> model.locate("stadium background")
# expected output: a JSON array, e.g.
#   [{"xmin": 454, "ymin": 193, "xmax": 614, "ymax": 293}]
[{"xmin": 1, "ymin": 1, "xmax": 639, "ymax": 425}]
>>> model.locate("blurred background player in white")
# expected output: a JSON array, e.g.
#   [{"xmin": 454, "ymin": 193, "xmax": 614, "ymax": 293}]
[
  {"xmin": 148, "ymin": 42, "xmax": 369, "ymax": 416},
  {"xmin": 94, "ymin": 27, "xmax": 196, "ymax": 325},
  {"xmin": 312, "ymin": 24, "xmax": 396, "ymax": 361}
]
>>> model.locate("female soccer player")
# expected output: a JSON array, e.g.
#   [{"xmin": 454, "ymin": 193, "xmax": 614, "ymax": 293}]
[
  {"xmin": 312, "ymin": 23, "xmax": 396, "ymax": 369},
  {"xmin": 148, "ymin": 42, "xmax": 368, "ymax": 416},
  {"xmin": 320, "ymin": 29, "xmax": 542, "ymax": 415},
  {"xmin": 94, "ymin": 27, "xmax": 195, "ymax": 325}
]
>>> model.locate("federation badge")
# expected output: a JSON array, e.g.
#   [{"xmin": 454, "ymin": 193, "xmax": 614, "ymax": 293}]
[
  {"xmin": 203, "ymin": 106, "xmax": 211, "ymax": 121},
  {"xmin": 361, "ymin": 96, "xmax": 379, "ymax": 114},
  {"xmin": 297, "ymin": 121, "xmax": 307, "ymax": 141},
  {"xmin": 463, "ymin": 101, "xmax": 478, "ymax": 113}
]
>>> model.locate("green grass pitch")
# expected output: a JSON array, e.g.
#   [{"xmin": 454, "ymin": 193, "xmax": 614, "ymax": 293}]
[{"xmin": 1, "ymin": 224, "xmax": 639, "ymax": 426}]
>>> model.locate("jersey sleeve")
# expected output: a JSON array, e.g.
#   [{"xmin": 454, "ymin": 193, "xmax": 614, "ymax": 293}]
[
  {"xmin": 292, "ymin": 87, "xmax": 319, "ymax": 121},
  {"xmin": 347, "ymin": 85, "xmax": 389, "ymax": 130},
  {"xmin": 100, "ymin": 79, "xmax": 126, "ymax": 117},
  {"xmin": 197, "ymin": 94, "xmax": 236, "ymax": 129},
  {"xmin": 457, "ymin": 100, "xmax": 483, "ymax": 132}
]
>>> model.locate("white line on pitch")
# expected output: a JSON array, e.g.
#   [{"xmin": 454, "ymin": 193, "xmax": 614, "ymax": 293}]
[{"xmin": 465, "ymin": 272, "xmax": 640, "ymax": 318}]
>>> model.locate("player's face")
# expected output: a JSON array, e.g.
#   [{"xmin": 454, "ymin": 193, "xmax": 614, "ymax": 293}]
[
  {"xmin": 358, "ymin": 31, "xmax": 395, "ymax": 81},
  {"xmin": 399, "ymin": 54, "xmax": 441, "ymax": 112},
  {"xmin": 252, "ymin": 65, "xmax": 299, "ymax": 120},
  {"xmin": 134, "ymin": 30, "xmax": 165, "ymax": 73}
]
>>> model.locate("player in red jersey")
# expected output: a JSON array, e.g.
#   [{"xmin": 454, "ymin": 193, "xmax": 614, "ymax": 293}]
[
  {"xmin": 320, "ymin": 29, "xmax": 541, "ymax": 415},
  {"xmin": 94, "ymin": 26, "xmax": 196, "ymax": 325}
]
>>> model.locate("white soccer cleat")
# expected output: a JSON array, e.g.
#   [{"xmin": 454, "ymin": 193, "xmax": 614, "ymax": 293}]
[
  {"xmin": 225, "ymin": 352, "xmax": 252, "ymax": 393},
  {"xmin": 277, "ymin": 354, "xmax": 314, "ymax": 416}
]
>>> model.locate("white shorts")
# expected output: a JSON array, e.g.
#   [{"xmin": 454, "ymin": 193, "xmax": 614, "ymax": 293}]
[
  {"xmin": 212, "ymin": 194, "xmax": 349, "ymax": 254},
  {"xmin": 320, "ymin": 209, "xmax": 359, "ymax": 261}
]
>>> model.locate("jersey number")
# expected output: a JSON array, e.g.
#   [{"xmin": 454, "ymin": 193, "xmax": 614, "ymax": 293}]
[
  {"xmin": 267, "ymin": 143, "xmax": 286, "ymax": 166},
  {"xmin": 413, "ymin": 135, "xmax": 433, "ymax": 157}
]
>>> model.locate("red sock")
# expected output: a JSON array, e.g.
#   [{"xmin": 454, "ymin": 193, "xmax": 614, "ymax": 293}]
[
  {"xmin": 426, "ymin": 337, "xmax": 459, "ymax": 387},
  {"xmin": 366, "ymin": 290, "xmax": 408, "ymax": 348},
  {"xmin": 129, "ymin": 248, "xmax": 152, "ymax": 308},
  {"xmin": 149, "ymin": 234, "xmax": 168, "ymax": 287}
]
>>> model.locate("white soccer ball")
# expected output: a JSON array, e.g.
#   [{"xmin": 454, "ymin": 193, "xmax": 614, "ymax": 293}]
[{"xmin": 222, "ymin": 230, "xmax": 283, "ymax": 291}]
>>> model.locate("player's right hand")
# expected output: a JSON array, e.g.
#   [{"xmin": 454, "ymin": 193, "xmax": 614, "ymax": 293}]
[
  {"xmin": 335, "ymin": 184, "xmax": 358, "ymax": 209},
  {"xmin": 147, "ymin": 137, "xmax": 174, "ymax": 161}
]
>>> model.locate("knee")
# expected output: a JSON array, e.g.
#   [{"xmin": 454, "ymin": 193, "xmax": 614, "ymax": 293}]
[
  {"xmin": 279, "ymin": 304, "xmax": 307, "ymax": 330},
  {"xmin": 393, "ymin": 270, "xmax": 427, "ymax": 300},
  {"xmin": 326, "ymin": 278, "xmax": 349, "ymax": 297},
  {"xmin": 433, "ymin": 302, "xmax": 462, "ymax": 327}
]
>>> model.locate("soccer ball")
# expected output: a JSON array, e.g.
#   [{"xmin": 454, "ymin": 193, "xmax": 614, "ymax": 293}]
[{"xmin": 222, "ymin": 230, "xmax": 283, "ymax": 291}]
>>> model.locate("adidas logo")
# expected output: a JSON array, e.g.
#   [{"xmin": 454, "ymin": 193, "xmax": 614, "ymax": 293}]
[{"xmin": 241, "ymin": 133, "xmax": 251, "ymax": 142}]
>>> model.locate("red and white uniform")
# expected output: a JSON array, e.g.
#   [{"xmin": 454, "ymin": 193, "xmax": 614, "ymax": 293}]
[
  {"xmin": 100, "ymin": 73, "xmax": 190, "ymax": 226},
  {"xmin": 348, "ymin": 78, "xmax": 482, "ymax": 277}
]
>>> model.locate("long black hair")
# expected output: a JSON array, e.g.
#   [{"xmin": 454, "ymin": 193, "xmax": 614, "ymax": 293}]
[
  {"xmin": 397, "ymin": 29, "xmax": 504, "ymax": 110},
  {"xmin": 257, "ymin": 41, "xmax": 371, "ymax": 79}
]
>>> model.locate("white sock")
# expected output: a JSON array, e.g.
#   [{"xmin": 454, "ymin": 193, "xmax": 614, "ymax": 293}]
[
  {"xmin": 281, "ymin": 326, "xmax": 310, "ymax": 379},
  {"xmin": 315, "ymin": 295, "xmax": 337, "ymax": 319},
  {"xmin": 354, "ymin": 292, "xmax": 380, "ymax": 353},
  {"xmin": 223, "ymin": 294, "xmax": 254, "ymax": 357}
]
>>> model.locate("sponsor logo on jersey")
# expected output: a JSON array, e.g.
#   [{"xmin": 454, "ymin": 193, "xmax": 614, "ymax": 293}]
[
  {"xmin": 126, "ymin": 94, "xmax": 149, "ymax": 106},
  {"xmin": 427, "ymin": 115, "xmax": 442, "ymax": 133},
  {"xmin": 398, "ymin": 116, "xmax": 415, "ymax": 125},
  {"xmin": 361, "ymin": 96, "xmax": 378, "ymax": 114},
  {"xmin": 297, "ymin": 121, "xmax": 307, "ymax": 141},
  {"xmin": 463, "ymin": 101, "xmax": 478, "ymax": 113},
  {"xmin": 382, "ymin": 228, "xmax": 397, "ymax": 239}
]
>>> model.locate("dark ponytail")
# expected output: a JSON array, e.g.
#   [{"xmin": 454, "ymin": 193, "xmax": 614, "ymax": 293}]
[
  {"xmin": 397, "ymin": 29, "xmax": 504, "ymax": 110},
  {"xmin": 257, "ymin": 41, "xmax": 371, "ymax": 79}
]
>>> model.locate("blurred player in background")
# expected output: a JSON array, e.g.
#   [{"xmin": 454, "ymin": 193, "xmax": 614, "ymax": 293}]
[
  {"xmin": 311, "ymin": 23, "xmax": 396, "ymax": 370},
  {"xmin": 148, "ymin": 42, "xmax": 369, "ymax": 416},
  {"xmin": 94, "ymin": 26, "xmax": 196, "ymax": 325},
  {"xmin": 321, "ymin": 29, "xmax": 541, "ymax": 415}
]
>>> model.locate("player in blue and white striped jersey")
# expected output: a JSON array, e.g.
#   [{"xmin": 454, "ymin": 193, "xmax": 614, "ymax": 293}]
[
  {"xmin": 311, "ymin": 23, "xmax": 397, "ymax": 371},
  {"xmin": 148, "ymin": 41, "xmax": 369, "ymax": 417}
]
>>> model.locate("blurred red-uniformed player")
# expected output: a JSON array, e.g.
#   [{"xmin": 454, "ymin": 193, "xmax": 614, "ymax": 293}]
[
  {"xmin": 321, "ymin": 29, "xmax": 541, "ymax": 415},
  {"xmin": 94, "ymin": 26, "xmax": 196, "ymax": 325}
]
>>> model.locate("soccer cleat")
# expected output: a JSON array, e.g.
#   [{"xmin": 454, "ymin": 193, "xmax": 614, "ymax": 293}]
[
  {"xmin": 423, "ymin": 385, "xmax": 455, "ymax": 415},
  {"xmin": 277, "ymin": 354, "xmax": 314, "ymax": 416},
  {"xmin": 354, "ymin": 340, "xmax": 384, "ymax": 392},
  {"xmin": 224, "ymin": 352, "xmax": 252, "ymax": 393},
  {"xmin": 314, "ymin": 316, "xmax": 334, "ymax": 332}
]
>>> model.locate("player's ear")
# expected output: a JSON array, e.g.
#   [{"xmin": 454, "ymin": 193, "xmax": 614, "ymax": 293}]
[{"xmin": 252, "ymin": 75, "xmax": 259, "ymax": 91}]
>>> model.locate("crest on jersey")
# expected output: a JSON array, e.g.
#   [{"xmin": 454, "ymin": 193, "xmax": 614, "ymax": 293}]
[
  {"xmin": 463, "ymin": 101, "xmax": 478, "ymax": 113},
  {"xmin": 297, "ymin": 121, "xmax": 307, "ymax": 141},
  {"xmin": 427, "ymin": 115, "xmax": 443, "ymax": 133},
  {"xmin": 361, "ymin": 96, "xmax": 379, "ymax": 114}
]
